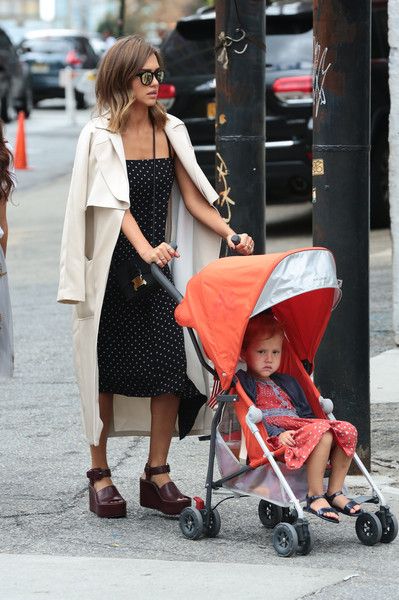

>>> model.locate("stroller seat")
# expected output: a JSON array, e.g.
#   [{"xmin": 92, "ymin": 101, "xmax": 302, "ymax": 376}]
[{"xmin": 215, "ymin": 377, "xmax": 308, "ymax": 506}]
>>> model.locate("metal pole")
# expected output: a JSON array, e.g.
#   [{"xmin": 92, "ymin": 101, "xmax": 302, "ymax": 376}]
[
  {"xmin": 64, "ymin": 67, "xmax": 76, "ymax": 126},
  {"xmin": 117, "ymin": 0, "xmax": 125, "ymax": 37},
  {"xmin": 215, "ymin": 0, "xmax": 266, "ymax": 254},
  {"xmin": 312, "ymin": 0, "xmax": 371, "ymax": 468}
]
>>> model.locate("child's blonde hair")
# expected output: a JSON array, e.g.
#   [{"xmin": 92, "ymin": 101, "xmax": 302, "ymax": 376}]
[{"xmin": 242, "ymin": 312, "xmax": 284, "ymax": 350}]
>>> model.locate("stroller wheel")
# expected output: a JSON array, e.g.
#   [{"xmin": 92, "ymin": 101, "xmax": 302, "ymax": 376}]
[
  {"xmin": 282, "ymin": 506, "xmax": 299, "ymax": 524},
  {"xmin": 258, "ymin": 501, "xmax": 283, "ymax": 529},
  {"xmin": 355, "ymin": 512, "xmax": 383, "ymax": 546},
  {"xmin": 272, "ymin": 523, "xmax": 299, "ymax": 557},
  {"xmin": 376, "ymin": 510, "xmax": 398, "ymax": 544},
  {"xmin": 179, "ymin": 507, "xmax": 204, "ymax": 540},
  {"xmin": 295, "ymin": 523, "xmax": 315, "ymax": 556},
  {"xmin": 203, "ymin": 508, "xmax": 221, "ymax": 538}
]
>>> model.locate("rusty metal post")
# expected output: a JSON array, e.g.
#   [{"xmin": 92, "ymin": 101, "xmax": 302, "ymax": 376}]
[
  {"xmin": 312, "ymin": 1, "xmax": 371, "ymax": 467},
  {"xmin": 215, "ymin": 0, "xmax": 266, "ymax": 254},
  {"xmin": 117, "ymin": 0, "xmax": 125, "ymax": 37}
]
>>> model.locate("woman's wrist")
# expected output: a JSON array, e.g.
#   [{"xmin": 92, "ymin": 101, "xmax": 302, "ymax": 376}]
[
  {"xmin": 136, "ymin": 241, "xmax": 153, "ymax": 259},
  {"xmin": 224, "ymin": 227, "xmax": 236, "ymax": 241}
]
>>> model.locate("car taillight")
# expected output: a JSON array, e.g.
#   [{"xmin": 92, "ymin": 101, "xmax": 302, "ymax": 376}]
[
  {"xmin": 272, "ymin": 75, "xmax": 313, "ymax": 105},
  {"xmin": 157, "ymin": 83, "xmax": 176, "ymax": 110},
  {"xmin": 66, "ymin": 49, "xmax": 82, "ymax": 67}
]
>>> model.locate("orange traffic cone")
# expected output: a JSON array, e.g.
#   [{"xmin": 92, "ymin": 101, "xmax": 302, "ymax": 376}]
[{"xmin": 14, "ymin": 111, "xmax": 28, "ymax": 170}]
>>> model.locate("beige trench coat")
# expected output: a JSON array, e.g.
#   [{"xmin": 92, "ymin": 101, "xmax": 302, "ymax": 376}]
[{"xmin": 58, "ymin": 113, "xmax": 221, "ymax": 445}]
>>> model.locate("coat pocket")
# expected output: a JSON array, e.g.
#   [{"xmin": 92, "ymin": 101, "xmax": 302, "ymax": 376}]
[{"xmin": 76, "ymin": 258, "xmax": 95, "ymax": 320}]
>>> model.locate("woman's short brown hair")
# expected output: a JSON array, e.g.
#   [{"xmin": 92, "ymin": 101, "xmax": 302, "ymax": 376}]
[
  {"xmin": 242, "ymin": 312, "xmax": 284, "ymax": 350},
  {"xmin": 95, "ymin": 35, "xmax": 167, "ymax": 133}
]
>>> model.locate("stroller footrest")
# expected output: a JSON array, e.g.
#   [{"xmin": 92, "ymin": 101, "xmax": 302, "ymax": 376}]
[{"xmin": 353, "ymin": 494, "xmax": 379, "ymax": 505}]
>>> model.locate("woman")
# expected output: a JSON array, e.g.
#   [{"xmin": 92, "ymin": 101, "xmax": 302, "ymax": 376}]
[
  {"xmin": 58, "ymin": 35, "xmax": 254, "ymax": 519},
  {"xmin": 0, "ymin": 121, "xmax": 14, "ymax": 379}
]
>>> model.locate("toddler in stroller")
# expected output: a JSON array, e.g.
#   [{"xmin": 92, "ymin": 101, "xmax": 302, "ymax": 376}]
[{"xmin": 237, "ymin": 311, "xmax": 361, "ymax": 523}]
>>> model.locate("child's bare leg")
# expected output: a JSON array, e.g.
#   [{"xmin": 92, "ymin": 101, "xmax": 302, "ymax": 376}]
[
  {"xmin": 327, "ymin": 445, "xmax": 361, "ymax": 513},
  {"xmin": 306, "ymin": 431, "xmax": 338, "ymax": 520},
  {"xmin": 90, "ymin": 392, "xmax": 113, "ymax": 491}
]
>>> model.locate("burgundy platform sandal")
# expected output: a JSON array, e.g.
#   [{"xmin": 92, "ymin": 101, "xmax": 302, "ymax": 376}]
[
  {"xmin": 87, "ymin": 468, "xmax": 127, "ymax": 518},
  {"xmin": 140, "ymin": 464, "xmax": 191, "ymax": 515}
]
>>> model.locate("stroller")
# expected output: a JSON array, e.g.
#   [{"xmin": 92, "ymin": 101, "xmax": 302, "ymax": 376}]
[{"xmin": 153, "ymin": 245, "xmax": 398, "ymax": 557}]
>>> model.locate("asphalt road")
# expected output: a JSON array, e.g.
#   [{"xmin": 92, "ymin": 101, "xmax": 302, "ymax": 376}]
[{"xmin": 1, "ymin": 106, "xmax": 398, "ymax": 599}]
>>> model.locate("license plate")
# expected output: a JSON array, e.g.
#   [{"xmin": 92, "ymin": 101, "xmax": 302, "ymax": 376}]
[
  {"xmin": 30, "ymin": 63, "xmax": 50, "ymax": 74},
  {"xmin": 207, "ymin": 101, "xmax": 216, "ymax": 119}
]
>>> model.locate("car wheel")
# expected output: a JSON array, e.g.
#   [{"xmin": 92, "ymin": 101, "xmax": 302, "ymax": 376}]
[
  {"xmin": 1, "ymin": 90, "xmax": 15, "ymax": 123},
  {"xmin": 20, "ymin": 85, "xmax": 33, "ymax": 119},
  {"xmin": 370, "ymin": 126, "xmax": 390, "ymax": 229},
  {"xmin": 75, "ymin": 90, "xmax": 87, "ymax": 110}
]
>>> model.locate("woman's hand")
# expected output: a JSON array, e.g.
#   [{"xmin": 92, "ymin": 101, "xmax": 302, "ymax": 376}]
[
  {"xmin": 140, "ymin": 242, "xmax": 180, "ymax": 268},
  {"xmin": 226, "ymin": 233, "xmax": 254, "ymax": 255},
  {"xmin": 278, "ymin": 430, "xmax": 296, "ymax": 447}
]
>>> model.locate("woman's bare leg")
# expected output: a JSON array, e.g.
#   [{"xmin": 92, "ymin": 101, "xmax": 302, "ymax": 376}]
[
  {"xmin": 306, "ymin": 431, "xmax": 338, "ymax": 520},
  {"xmin": 146, "ymin": 393, "xmax": 180, "ymax": 487},
  {"xmin": 90, "ymin": 392, "xmax": 113, "ymax": 491},
  {"xmin": 327, "ymin": 445, "xmax": 361, "ymax": 513}
]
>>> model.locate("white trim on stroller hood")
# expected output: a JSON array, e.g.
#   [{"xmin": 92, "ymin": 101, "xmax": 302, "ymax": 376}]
[{"xmin": 251, "ymin": 249, "xmax": 342, "ymax": 317}]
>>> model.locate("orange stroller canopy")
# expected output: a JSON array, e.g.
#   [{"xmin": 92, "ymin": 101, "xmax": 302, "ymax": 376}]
[{"xmin": 175, "ymin": 247, "xmax": 341, "ymax": 391}]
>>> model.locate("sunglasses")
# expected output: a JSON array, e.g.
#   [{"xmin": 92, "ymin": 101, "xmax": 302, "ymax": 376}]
[{"xmin": 136, "ymin": 69, "xmax": 165, "ymax": 86}]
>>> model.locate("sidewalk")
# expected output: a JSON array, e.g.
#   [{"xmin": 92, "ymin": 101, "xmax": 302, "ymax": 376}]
[
  {"xmin": 371, "ymin": 347, "xmax": 399, "ymax": 404},
  {"xmin": 0, "ymin": 554, "xmax": 358, "ymax": 600},
  {"xmin": 1, "ymin": 174, "xmax": 398, "ymax": 600}
]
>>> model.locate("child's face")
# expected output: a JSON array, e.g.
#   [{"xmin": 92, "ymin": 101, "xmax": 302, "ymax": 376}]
[{"xmin": 242, "ymin": 333, "xmax": 283, "ymax": 379}]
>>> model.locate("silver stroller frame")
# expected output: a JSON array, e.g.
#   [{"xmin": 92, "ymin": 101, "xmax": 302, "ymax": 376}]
[{"xmin": 151, "ymin": 251, "xmax": 398, "ymax": 556}]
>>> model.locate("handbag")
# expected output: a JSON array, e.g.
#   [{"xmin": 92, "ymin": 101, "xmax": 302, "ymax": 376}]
[
  {"xmin": 115, "ymin": 121, "xmax": 161, "ymax": 303},
  {"xmin": 115, "ymin": 253, "xmax": 160, "ymax": 302}
]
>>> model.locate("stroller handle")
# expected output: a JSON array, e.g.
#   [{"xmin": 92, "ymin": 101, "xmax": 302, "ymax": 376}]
[
  {"xmin": 231, "ymin": 234, "xmax": 241, "ymax": 246},
  {"xmin": 150, "ymin": 241, "xmax": 183, "ymax": 304},
  {"xmin": 150, "ymin": 241, "xmax": 217, "ymax": 378}
]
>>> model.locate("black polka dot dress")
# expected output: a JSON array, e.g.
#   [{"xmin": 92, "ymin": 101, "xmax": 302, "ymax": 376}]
[{"xmin": 97, "ymin": 149, "xmax": 206, "ymax": 439}]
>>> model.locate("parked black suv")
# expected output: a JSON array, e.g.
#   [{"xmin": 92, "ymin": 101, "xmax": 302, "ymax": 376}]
[
  {"xmin": 0, "ymin": 26, "xmax": 33, "ymax": 121},
  {"xmin": 161, "ymin": 0, "xmax": 389, "ymax": 227}
]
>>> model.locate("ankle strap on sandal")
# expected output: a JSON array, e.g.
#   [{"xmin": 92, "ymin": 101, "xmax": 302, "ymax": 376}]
[
  {"xmin": 325, "ymin": 490, "xmax": 343, "ymax": 502},
  {"xmin": 144, "ymin": 463, "xmax": 170, "ymax": 479},
  {"xmin": 87, "ymin": 468, "xmax": 111, "ymax": 484}
]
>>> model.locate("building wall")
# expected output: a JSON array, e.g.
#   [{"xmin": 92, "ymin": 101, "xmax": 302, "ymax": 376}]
[
  {"xmin": 53, "ymin": 0, "xmax": 116, "ymax": 31},
  {"xmin": 0, "ymin": 0, "xmax": 39, "ymax": 20},
  {"xmin": 0, "ymin": 0, "xmax": 115, "ymax": 32}
]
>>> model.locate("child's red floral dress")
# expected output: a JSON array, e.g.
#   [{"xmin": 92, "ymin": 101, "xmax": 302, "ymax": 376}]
[{"xmin": 256, "ymin": 378, "xmax": 357, "ymax": 469}]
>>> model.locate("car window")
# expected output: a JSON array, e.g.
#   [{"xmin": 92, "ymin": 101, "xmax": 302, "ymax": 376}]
[
  {"xmin": 82, "ymin": 38, "xmax": 96, "ymax": 59},
  {"xmin": 0, "ymin": 29, "xmax": 11, "ymax": 50},
  {"xmin": 267, "ymin": 31, "xmax": 312, "ymax": 70},
  {"xmin": 266, "ymin": 13, "xmax": 312, "ymax": 35},
  {"xmin": 162, "ymin": 12, "xmax": 313, "ymax": 76},
  {"xmin": 21, "ymin": 37, "xmax": 77, "ymax": 53},
  {"xmin": 162, "ymin": 19, "xmax": 214, "ymax": 76},
  {"xmin": 74, "ymin": 38, "xmax": 86, "ymax": 54}
]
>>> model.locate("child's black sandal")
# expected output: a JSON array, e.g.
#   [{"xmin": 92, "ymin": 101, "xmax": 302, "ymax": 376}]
[
  {"xmin": 304, "ymin": 494, "xmax": 340, "ymax": 523},
  {"xmin": 325, "ymin": 490, "xmax": 363, "ymax": 517}
]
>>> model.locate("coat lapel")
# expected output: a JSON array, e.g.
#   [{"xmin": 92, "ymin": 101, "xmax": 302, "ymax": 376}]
[{"xmin": 93, "ymin": 119, "xmax": 129, "ymax": 203}]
